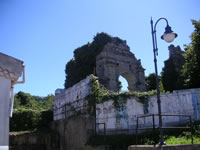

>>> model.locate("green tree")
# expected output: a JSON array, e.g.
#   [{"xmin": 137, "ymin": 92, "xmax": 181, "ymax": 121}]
[
  {"xmin": 64, "ymin": 32, "xmax": 124, "ymax": 88},
  {"xmin": 14, "ymin": 91, "xmax": 37, "ymax": 109},
  {"xmin": 145, "ymin": 73, "xmax": 157, "ymax": 91},
  {"xmin": 11, "ymin": 92, "xmax": 54, "ymax": 131},
  {"xmin": 161, "ymin": 45, "xmax": 185, "ymax": 92},
  {"xmin": 182, "ymin": 20, "xmax": 200, "ymax": 88}
]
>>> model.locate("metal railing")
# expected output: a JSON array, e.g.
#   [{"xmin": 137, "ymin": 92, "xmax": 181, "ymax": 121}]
[{"xmin": 136, "ymin": 114, "xmax": 193, "ymax": 145}]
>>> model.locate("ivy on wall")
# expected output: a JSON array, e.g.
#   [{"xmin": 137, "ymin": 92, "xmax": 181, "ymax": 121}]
[
  {"xmin": 86, "ymin": 75, "xmax": 157, "ymax": 115},
  {"xmin": 64, "ymin": 32, "xmax": 124, "ymax": 88}
]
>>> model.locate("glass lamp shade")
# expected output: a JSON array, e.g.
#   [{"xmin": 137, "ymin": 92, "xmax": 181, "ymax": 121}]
[
  {"xmin": 161, "ymin": 25, "xmax": 177, "ymax": 43},
  {"xmin": 161, "ymin": 33, "xmax": 177, "ymax": 43}
]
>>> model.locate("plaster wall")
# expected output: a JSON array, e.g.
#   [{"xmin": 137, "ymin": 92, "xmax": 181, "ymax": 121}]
[
  {"xmin": 54, "ymin": 75, "xmax": 92, "ymax": 120},
  {"xmin": 53, "ymin": 76, "xmax": 200, "ymax": 134},
  {"xmin": 96, "ymin": 88, "xmax": 200, "ymax": 132},
  {"xmin": 0, "ymin": 52, "xmax": 24, "ymax": 149},
  {"xmin": 0, "ymin": 77, "xmax": 11, "ymax": 147}
]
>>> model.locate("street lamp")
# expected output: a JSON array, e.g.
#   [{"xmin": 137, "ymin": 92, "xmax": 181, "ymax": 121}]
[{"xmin": 150, "ymin": 17, "xmax": 177, "ymax": 145}]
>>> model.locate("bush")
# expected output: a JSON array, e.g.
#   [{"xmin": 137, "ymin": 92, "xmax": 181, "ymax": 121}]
[
  {"xmin": 10, "ymin": 109, "xmax": 53, "ymax": 131},
  {"xmin": 10, "ymin": 108, "xmax": 41, "ymax": 131}
]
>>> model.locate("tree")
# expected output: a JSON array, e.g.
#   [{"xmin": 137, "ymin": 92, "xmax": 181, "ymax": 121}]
[
  {"xmin": 145, "ymin": 73, "xmax": 165, "ymax": 93},
  {"xmin": 182, "ymin": 20, "xmax": 200, "ymax": 88},
  {"xmin": 161, "ymin": 45, "xmax": 185, "ymax": 92},
  {"xmin": 15, "ymin": 91, "xmax": 36, "ymax": 108},
  {"xmin": 11, "ymin": 91, "xmax": 54, "ymax": 131},
  {"xmin": 145, "ymin": 73, "xmax": 157, "ymax": 91},
  {"xmin": 64, "ymin": 32, "xmax": 124, "ymax": 88}
]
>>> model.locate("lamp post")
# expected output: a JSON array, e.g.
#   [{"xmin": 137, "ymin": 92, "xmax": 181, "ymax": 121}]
[{"xmin": 150, "ymin": 17, "xmax": 177, "ymax": 145}]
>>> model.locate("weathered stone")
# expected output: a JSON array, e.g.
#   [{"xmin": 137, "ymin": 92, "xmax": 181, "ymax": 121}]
[{"xmin": 96, "ymin": 39, "xmax": 146, "ymax": 92}]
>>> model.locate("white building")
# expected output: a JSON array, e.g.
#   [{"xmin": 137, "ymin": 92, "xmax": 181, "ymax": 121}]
[{"xmin": 0, "ymin": 52, "xmax": 24, "ymax": 150}]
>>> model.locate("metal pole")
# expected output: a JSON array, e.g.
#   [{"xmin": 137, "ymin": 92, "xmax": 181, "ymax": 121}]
[
  {"xmin": 152, "ymin": 114, "xmax": 155, "ymax": 145},
  {"xmin": 189, "ymin": 116, "xmax": 193, "ymax": 144},
  {"xmin": 151, "ymin": 18, "xmax": 164, "ymax": 145},
  {"xmin": 136, "ymin": 116, "xmax": 139, "ymax": 145}
]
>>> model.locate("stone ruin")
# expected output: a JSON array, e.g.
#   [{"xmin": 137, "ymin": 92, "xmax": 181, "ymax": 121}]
[{"xmin": 96, "ymin": 38, "xmax": 146, "ymax": 92}]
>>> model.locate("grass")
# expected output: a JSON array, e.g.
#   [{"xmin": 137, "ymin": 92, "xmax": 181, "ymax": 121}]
[
  {"xmin": 87, "ymin": 121, "xmax": 200, "ymax": 150},
  {"xmin": 165, "ymin": 136, "xmax": 200, "ymax": 144}
]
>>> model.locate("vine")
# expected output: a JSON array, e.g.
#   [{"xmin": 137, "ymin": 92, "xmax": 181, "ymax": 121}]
[{"xmin": 85, "ymin": 75, "xmax": 157, "ymax": 115}]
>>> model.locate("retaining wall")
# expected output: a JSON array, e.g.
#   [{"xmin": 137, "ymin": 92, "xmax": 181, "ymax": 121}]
[
  {"xmin": 9, "ymin": 132, "xmax": 60, "ymax": 150},
  {"xmin": 53, "ymin": 76, "xmax": 200, "ymax": 134},
  {"xmin": 96, "ymin": 88, "xmax": 200, "ymax": 132}
]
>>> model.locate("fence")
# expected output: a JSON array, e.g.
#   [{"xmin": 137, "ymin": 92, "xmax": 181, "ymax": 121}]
[{"xmin": 136, "ymin": 114, "xmax": 193, "ymax": 145}]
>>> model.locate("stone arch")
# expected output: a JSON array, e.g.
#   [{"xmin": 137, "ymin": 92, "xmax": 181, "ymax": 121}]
[
  {"xmin": 118, "ymin": 75, "xmax": 128, "ymax": 91},
  {"xmin": 119, "ymin": 72, "xmax": 136, "ymax": 92},
  {"xmin": 96, "ymin": 38, "xmax": 146, "ymax": 92}
]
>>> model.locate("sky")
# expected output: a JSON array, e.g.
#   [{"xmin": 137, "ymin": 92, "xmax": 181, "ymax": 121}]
[{"xmin": 0, "ymin": 0, "xmax": 199, "ymax": 96}]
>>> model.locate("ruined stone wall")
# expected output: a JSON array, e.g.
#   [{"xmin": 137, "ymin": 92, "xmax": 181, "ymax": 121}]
[
  {"xmin": 51, "ymin": 116, "xmax": 98, "ymax": 150},
  {"xmin": 54, "ymin": 75, "xmax": 92, "ymax": 120},
  {"xmin": 96, "ymin": 40, "xmax": 146, "ymax": 92},
  {"xmin": 96, "ymin": 88, "xmax": 200, "ymax": 133},
  {"xmin": 54, "ymin": 76, "xmax": 200, "ymax": 134},
  {"xmin": 9, "ymin": 132, "xmax": 60, "ymax": 150}
]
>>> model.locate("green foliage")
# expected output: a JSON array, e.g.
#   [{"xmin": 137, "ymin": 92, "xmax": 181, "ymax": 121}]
[
  {"xmin": 14, "ymin": 92, "xmax": 53, "ymax": 111},
  {"xmin": 162, "ymin": 56, "xmax": 185, "ymax": 92},
  {"xmin": 14, "ymin": 91, "xmax": 37, "ymax": 108},
  {"xmin": 64, "ymin": 32, "xmax": 124, "ymax": 88},
  {"xmin": 10, "ymin": 108, "xmax": 41, "ymax": 131},
  {"xmin": 87, "ymin": 121, "xmax": 200, "ymax": 148},
  {"xmin": 10, "ymin": 91, "xmax": 53, "ymax": 131},
  {"xmin": 145, "ymin": 73, "xmax": 157, "ymax": 91},
  {"xmin": 182, "ymin": 20, "xmax": 200, "ymax": 88},
  {"xmin": 86, "ymin": 75, "xmax": 156, "ymax": 115}
]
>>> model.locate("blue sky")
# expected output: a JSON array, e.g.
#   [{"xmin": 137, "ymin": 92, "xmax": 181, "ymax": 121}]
[{"xmin": 0, "ymin": 0, "xmax": 199, "ymax": 96}]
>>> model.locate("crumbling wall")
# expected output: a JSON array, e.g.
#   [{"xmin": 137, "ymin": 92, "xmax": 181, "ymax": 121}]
[
  {"xmin": 54, "ymin": 76, "xmax": 200, "ymax": 134},
  {"xmin": 51, "ymin": 116, "xmax": 96, "ymax": 150},
  {"xmin": 9, "ymin": 132, "xmax": 60, "ymax": 150},
  {"xmin": 96, "ymin": 40, "xmax": 146, "ymax": 92},
  {"xmin": 54, "ymin": 75, "xmax": 92, "ymax": 120},
  {"xmin": 96, "ymin": 88, "xmax": 200, "ymax": 133}
]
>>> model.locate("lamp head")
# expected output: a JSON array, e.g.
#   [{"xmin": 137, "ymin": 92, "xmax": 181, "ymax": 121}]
[{"xmin": 161, "ymin": 25, "xmax": 178, "ymax": 43}]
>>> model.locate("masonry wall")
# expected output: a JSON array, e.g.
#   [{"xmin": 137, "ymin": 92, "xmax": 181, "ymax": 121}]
[
  {"xmin": 54, "ymin": 75, "xmax": 92, "ymax": 120},
  {"xmin": 9, "ymin": 132, "xmax": 60, "ymax": 150},
  {"xmin": 53, "ymin": 76, "xmax": 200, "ymax": 134},
  {"xmin": 51, "ymin": 116, "xmax": 97, "ymax": 150},
  {"xmin": 96, "ymin": 88, "xmax": 200, "ymax": 133}
]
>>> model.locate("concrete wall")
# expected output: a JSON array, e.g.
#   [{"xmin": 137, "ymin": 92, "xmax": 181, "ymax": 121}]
[
  {"xmin": 53, "ymin": 76, "xmax": 200, "ymax": 134},
  {"xmin": 54, "ymin": 75, "xmax": 92, "ymax": 120},
  {"xmin": 9, "ymin": 132, "xmax": 60, "ymax": 150},
  {"xmin": 51, "ymin": 116, "xmax": 96, "ymax": 150},
  {"xmin": 0, "ymin": 77, "xmax": 11, "ymax": 147},
  {"xmin": 96, "ymin": 88, "xmax": 200, "ymax": 132}
]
